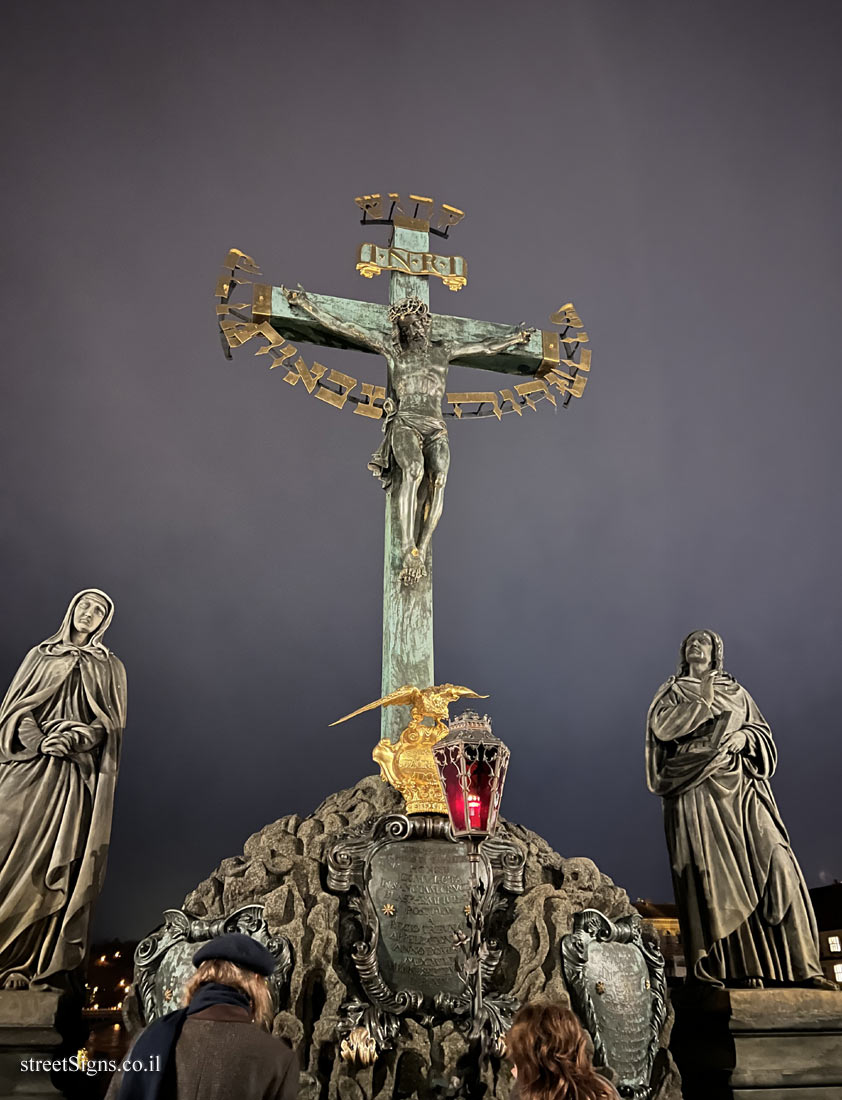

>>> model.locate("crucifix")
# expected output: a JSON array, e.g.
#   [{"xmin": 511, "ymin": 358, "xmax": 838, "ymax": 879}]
[{"xmin": 216, "ymin": 192, "xmax": 590, "ymax": 741}]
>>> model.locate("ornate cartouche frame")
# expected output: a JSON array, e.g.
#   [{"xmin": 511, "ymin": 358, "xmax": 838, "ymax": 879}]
[
  {"xmin": 326, "ymin": 813, "xmax": 524, "ymax": 1055},
  {"xmin": 133, "ymin": 904, "xmax": 294, "ymax": 1025},
  {"xmin": 561, "ymin": 909, "xmax": 666, "ymax": 1099}
]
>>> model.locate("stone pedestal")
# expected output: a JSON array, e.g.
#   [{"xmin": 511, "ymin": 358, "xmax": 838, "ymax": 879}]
[
  {"xmin": 670, "ymin": 986, "xmax": 842, "ymax": 1100},
  {"xmin": 0, "ymin": 991, "xmax": 68, "ymax": 1097}
]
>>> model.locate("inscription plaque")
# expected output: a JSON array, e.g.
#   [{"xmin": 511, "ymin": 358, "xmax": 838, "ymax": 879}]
[
  {"xmin": 561, "ymin": 909, "xmax": 666, "ymax": 1099},
  {"xmin": 587, "ymin": 940, "xmax": 652, "ymax": 1091},
  {"xmin": 369, "ymin": 837, "xmax": 472, "ymax": 998},
  {"xmin": 326, "ymin": 813, "xmax": 525, "ymax": 1056}
]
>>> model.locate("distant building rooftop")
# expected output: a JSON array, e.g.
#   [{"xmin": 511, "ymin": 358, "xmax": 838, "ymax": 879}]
[{"xmin": 633, "ymin": 899, "xmax": 678, "ymax": 921}]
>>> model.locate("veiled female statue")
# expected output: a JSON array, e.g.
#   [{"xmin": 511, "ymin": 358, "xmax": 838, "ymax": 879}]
[
  {"xmin": 646, "ymin": 629, "xmax": 832, "ymax": 988},
  {"xmin": 0, "ymin": 589, "xmax": 126, "ymax": 991}
]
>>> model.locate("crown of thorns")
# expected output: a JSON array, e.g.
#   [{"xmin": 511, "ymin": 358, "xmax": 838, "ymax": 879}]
[{"xmin": 387, "ymin": 296, "xmax": 430, "ymax": 323}]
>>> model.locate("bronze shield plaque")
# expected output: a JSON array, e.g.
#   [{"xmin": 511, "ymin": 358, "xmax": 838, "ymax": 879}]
[{"xmin": 368, "ymin": 836, "xmax": 473, "ymax": 998}]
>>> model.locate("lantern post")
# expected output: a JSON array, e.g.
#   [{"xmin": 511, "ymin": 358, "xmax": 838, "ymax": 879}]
[{"xmin": 432, "ymin": 712, "xmax": 511, "ymax": 1049}]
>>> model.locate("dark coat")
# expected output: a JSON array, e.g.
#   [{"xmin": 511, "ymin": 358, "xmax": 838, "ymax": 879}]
[{"xmin": 106, "ymin": 1005, "xmax": 299, "ymax": 1100}]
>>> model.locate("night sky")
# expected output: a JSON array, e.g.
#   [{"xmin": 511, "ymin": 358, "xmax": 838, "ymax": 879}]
[{"xmin": 2, "ymin": 0, "xmax": 840, "ymax": 940}]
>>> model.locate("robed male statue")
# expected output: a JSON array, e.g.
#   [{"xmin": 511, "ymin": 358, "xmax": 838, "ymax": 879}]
[
  {"xmin": 646, "ymin": 629, "xmax": 834, "ymax": 988},
  {"xmin": 0, "ymin": 590, "xmax": 126, "ymax": 991}
]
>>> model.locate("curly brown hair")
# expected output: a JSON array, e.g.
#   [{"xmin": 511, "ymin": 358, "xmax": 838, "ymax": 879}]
[
  {"xmin": 505, "ymin": 1002, "xmax": 615, "ymax": 1100},
  {"xmin": 182, "ymin": 959, "xmax": 274, "ymax": 1030}
]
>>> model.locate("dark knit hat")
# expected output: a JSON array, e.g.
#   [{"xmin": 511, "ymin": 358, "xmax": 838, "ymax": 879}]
[{"xmin": 192, "ymin": 933, "xmax": 276, "ymax": 977}]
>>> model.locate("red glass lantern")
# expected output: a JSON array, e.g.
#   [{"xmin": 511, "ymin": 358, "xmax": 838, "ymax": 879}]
[{"xmin": 432, "ymin": 711, "xmax": 510, "ymax": 840}]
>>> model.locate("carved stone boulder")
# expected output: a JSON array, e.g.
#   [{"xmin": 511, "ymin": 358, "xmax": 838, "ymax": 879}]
[{"xmin": 176, "ymin": 776, "xmax": 682, "ymax": 1100}]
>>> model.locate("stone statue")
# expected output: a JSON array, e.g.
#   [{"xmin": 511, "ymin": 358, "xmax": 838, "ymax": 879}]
[
  {"xmin": 646, "ymin": 629, "xmax": 834, "ymax": 989},
  {"xmin": 0, "ymin": 589, "xmax": 126, "ymax": 991},
  {"xmin": 283, "ymin": 287, "xmax": 531, "ymax": 585}
]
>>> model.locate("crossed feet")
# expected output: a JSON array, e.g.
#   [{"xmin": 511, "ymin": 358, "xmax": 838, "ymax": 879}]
[{"xmin": 400, "ymin": 547, "xmax": 427, "ymax": 587}]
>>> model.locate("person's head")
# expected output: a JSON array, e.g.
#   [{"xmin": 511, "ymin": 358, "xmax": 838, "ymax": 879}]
[
  {"xmin": 506, "ymin": 1002, "xmax": 614, "ymax": 1100},
  {"xmin": 677, "ymin": 629, "xmax": 724, "ymax": 676},
  {"xmin": 42, "ymin": 588, "xmax": 115, "ymax": 652},
  {"xmin": 71, "ymin": 592, "xmax": 110, "ymax": 640},
  {"xmin": 184, "ymin": 933, "xmax": 276, "ymax": 1030},
  {"xmin": 388, "ymin": 296, "xmax": 431, "ymax": 350}
]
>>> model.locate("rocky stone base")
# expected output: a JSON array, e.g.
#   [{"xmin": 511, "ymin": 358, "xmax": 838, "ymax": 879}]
[
  {"xmin": 670, "ymin": 986, "xmax": 842, "ymax": 1099},
  {"xmin": 181, "ymin": 775, "xmax": 682, "ymax": 1100}
]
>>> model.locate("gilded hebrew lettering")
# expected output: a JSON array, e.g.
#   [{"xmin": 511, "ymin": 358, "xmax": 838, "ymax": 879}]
[
  {"xmin": 215, "ymin": 250, "xmax": 591, "ymax": 427},
  {"xmin": 446, "ymin": 392, "xmax": 503, "ymax": 420},
  {"xmin": 220, "ymin": 319, "xmax": 287, "ymax": 353},
  {"xmin": 546, "ymin": 370, "xmax": 587, "ymax": 399},
  {"xmin": 222, "ymin": 248, "xmax": 261, "ymax": 277},
  {"xmin": 355, "ymin": 194, "xmax": 385, "ymax": 220},
  {"xmin": 514, "ymin": 380, "xmax": 556, "ymax": 410},
  {"xmin": 407, "ymin": 194, "xmax": 435, "ymax": 220},
  {"xmin": 352, "ymin": 193, "xmax": 465, "ymax": 235},
  {"xmin": 283, "ymin": 357, "xmax": 327, "ymax": 394},
  {"xmin": 354, "ymin": 383, "xmax": 386, "ymax": 419},
  {"xmin": 314, "ymin": 368, "xmax": 358, "ymax": 410},
  {"xmin": 499, "ymin": 389, "xmax": 523, "ymax": 416},
  {"xmin": 550, "ymin": 302, "xmax": 584, "ymax": 328},
  {"xmin": 569, "ymin": 348, "xmax": 592, "ymax": 372},
  {"xmin": 266, "ymin": 344, "xmax": 298, "ymax": 370}
]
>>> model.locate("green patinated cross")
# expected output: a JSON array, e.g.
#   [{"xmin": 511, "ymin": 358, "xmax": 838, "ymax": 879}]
[{"xmin": 220, "ymin": 204, "xmax": 574, "ymax": 742}]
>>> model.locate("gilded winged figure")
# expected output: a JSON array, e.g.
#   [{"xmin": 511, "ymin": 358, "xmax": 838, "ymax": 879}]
[
  {"xmin": 331, "ymin": 683, "xmax": 487, "ymax": 739},
  {"xmin": 332, "ymin": 684, "xmax": 488, "ymax": 812}
]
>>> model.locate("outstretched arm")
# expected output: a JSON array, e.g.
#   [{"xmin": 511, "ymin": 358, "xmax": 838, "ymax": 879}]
[
  {"xmin": 283, "ymin": 286, "xmax": 388, "ymax": 356},
  {"xmin": 448, "ymin": 324, "xmax": 534, "ymax": 360}
]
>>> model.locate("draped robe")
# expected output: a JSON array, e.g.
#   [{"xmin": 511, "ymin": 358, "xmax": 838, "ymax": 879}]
[
  {"xmin": 0, "ymin": 592, "xmax": 126, "ymax": 989},
  {"xmin": 646, "ymin": 673, "xmax": 821, "ymax": 984}
]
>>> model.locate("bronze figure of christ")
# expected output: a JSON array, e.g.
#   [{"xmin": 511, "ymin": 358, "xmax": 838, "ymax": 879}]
[
  {"xmin": 216, "ymin": 194, "xmax": 591, "ymax": 739},
  {"xmin": 284, "ymin": 286, "xmax": 530, "ymax": 585}
]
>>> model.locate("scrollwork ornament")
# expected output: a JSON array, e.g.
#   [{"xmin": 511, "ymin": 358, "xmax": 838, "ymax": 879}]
[
  {"xmin": 326, "ymin": 812, "xmax": 525, "ymax": 1060},
  {"xmin": 131, "ymin": 904, "xmax": 293, "ymax": 1026}
]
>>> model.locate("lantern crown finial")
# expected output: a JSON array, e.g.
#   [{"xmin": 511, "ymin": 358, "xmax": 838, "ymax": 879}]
[{"xmin": 445, "ymin": 710, "xmax": 493, "ymax": 740}]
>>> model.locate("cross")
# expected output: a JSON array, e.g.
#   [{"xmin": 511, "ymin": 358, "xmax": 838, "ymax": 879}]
[{"xmin": 216, "ymin": 193, "xmax": 589, "ymax": 742}]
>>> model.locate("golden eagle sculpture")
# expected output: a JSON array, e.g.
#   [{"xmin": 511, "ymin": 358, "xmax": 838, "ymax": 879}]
[{"xmin": 331, "ymin": 683, "xmax": 488, "ymax": 814}]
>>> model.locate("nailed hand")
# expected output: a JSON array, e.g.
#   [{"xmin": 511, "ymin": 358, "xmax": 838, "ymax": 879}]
[{"xmin": 283, "ymin": 283, "xmax": 309, "ymax": 307}]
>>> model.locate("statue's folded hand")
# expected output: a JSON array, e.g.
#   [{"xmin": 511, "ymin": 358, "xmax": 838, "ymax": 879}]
[
  {"xmin": 66, "ymin": 722, "xmax": 95, "ymax": 737},
  {"xmin": 40, "ymin": 732, "xmax": 74, "ymax": 757}
]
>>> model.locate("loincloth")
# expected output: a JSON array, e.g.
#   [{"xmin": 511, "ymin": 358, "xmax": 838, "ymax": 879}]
[{"xmin": 368, "ymin": 408, "xmax": 448, "ymax": 491}]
